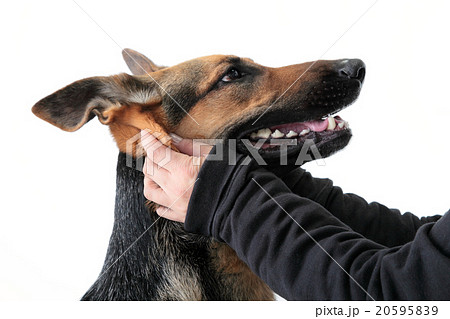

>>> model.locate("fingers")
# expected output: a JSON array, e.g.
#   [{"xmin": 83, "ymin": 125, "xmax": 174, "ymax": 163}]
[
  {"xmin": 140, "ymin": 130, "xmax": 203, "ymax": 224},
  {"xmin": 156, "ymin": 206, "xmax": 186, "ymax": 223},
  {"xmin": 143, "ymin": 176, "xmax": 176, "ymax": 208},
  {"xmin": 143, "ymin": 156, "xmax": 169, "ymax": 187},
  {"xmin": 140, "ymin": 130, "xmax": 184, "ymax": 169}
]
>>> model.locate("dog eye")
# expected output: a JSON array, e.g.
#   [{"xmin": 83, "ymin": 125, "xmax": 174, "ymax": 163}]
[{"xmin": 221, "ymin": 68, "xmax": 243, "ymax": 82}]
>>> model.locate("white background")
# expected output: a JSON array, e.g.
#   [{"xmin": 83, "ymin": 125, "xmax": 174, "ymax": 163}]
[{"xmin": 1, "ymin": 0, "xmax": 449, "ymax": 305}]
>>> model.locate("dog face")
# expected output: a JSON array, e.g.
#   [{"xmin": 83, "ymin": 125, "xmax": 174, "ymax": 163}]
[{"xmin": 33, "ymin": 49, "xmax": 364, "ymax": 161}]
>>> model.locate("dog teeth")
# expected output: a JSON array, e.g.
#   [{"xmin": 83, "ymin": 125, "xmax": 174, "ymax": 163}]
[
  {"xmin": 271, "ymin": 129, "xmax": 285, "ymax": 138},
  {"xmin": 248, "ymin": 118, "xmax": 348, "ymax": 140},
  {"xmin": 286, "ymin": 130, "xmax": 298, "ymax": 138},
  {"xmin": 327, "ymin": 116, "xmax": 336, "ymax": 130},
  {"xmin": 300, "ymin": 128, "xmax": 311, "ymax": 136},
  {"xmin": 255, "ymin": 128, "xmax": 272, "ymax": 139}
]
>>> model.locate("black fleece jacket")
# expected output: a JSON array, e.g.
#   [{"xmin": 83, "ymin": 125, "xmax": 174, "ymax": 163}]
[{"xmin": 184, "ymin": 145, "xmax": 450, "ymax": 300}]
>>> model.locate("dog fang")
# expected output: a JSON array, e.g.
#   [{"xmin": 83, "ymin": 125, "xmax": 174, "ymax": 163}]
[{"xmin": 327, "ymin": 116, "xmax": 336, "ymax": 130}]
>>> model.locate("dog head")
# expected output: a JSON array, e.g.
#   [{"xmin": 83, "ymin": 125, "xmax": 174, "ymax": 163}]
[{"xmin": 32, "ymin": 49, "xmax": 364, "ymax": 162}]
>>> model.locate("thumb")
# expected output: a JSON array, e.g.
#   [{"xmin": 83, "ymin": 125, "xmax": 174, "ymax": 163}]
[
  {"xmin": 170, "ymin": 133, "xmax": 213, "ymax": 157},
  {"xmin": 140, "ymin": 129, "xmax": 160, "ymax": 154}
]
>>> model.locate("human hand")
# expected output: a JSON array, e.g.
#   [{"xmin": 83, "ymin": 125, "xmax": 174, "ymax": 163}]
[{"xmin": 141, "ymin": 130, "xmax": 213, "ymax": 223}]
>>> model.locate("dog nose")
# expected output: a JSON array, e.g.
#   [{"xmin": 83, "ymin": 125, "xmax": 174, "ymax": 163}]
[{"xmin": 337, "ymin": 59, "xmax": 365, "ymax": 83}]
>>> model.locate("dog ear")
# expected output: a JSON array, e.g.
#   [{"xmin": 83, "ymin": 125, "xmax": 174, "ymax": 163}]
[
  {"xmin": 32, "ymin": 73, "xmax": 163, "ymax": 132},
  {"xmin": 122, "ymin": 48, "xmax": 165, "ymax": 75}
]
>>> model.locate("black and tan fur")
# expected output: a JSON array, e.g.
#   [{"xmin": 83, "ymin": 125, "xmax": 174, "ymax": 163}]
[{"xmin": 32, "ymin": 49, "xmax": 364, "ymax": 300}]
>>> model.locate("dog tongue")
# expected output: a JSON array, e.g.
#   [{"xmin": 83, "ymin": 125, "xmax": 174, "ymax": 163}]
[
  {"xmin": 270, "ymin": 118, "xmax": 330, "ymax": 133},
  {"xmin": 304, "ymin": 118, "xmax": 328, "ymax": 132}
]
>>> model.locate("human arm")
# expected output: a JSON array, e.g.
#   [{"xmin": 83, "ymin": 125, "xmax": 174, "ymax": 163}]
[{"xmin": 276, "ymin": 167, "xmax": 442, "ymax": 247}]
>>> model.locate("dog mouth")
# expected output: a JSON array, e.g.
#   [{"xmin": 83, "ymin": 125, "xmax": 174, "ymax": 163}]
[
  {"xmin": 245, "ymin": 115, "xmax": 348, "ymax": 148},
  {"xmin": 237, "ymin": 113, "xmax": 351, "ymax": 163}
]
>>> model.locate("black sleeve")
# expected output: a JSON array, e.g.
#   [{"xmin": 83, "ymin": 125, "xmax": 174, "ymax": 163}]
[
  {"xmin": 185, "ymin": 145, "xmax": 450, "ymax": 300},
  {"xmin": 278, "ymin": 168, "xmax": 442, "ymax": 247}
]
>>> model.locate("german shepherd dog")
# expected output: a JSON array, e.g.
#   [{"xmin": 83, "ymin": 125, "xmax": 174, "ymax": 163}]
[{"xmin": 32, "ymin": 49, "xmax": 365, "ymax": 300}]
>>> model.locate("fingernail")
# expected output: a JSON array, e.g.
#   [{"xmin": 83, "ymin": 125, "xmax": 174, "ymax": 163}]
[{"xmin": 169, "ymin": 133, "xmax": 183, "ymax": 144}]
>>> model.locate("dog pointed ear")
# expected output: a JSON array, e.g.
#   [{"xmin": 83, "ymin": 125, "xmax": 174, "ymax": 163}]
[
  {"xmin": 32, "ymin": 73, "xmax": 161, "ymax": 132},
  {"xmin": 122, "ymin": 48, "xmax": 165, "ymax": 75}
]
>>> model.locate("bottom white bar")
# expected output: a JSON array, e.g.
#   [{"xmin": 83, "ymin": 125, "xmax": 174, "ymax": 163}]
[{"xmin": 0, "ymin": 301, "xmax": 449, "ymax": 319}]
